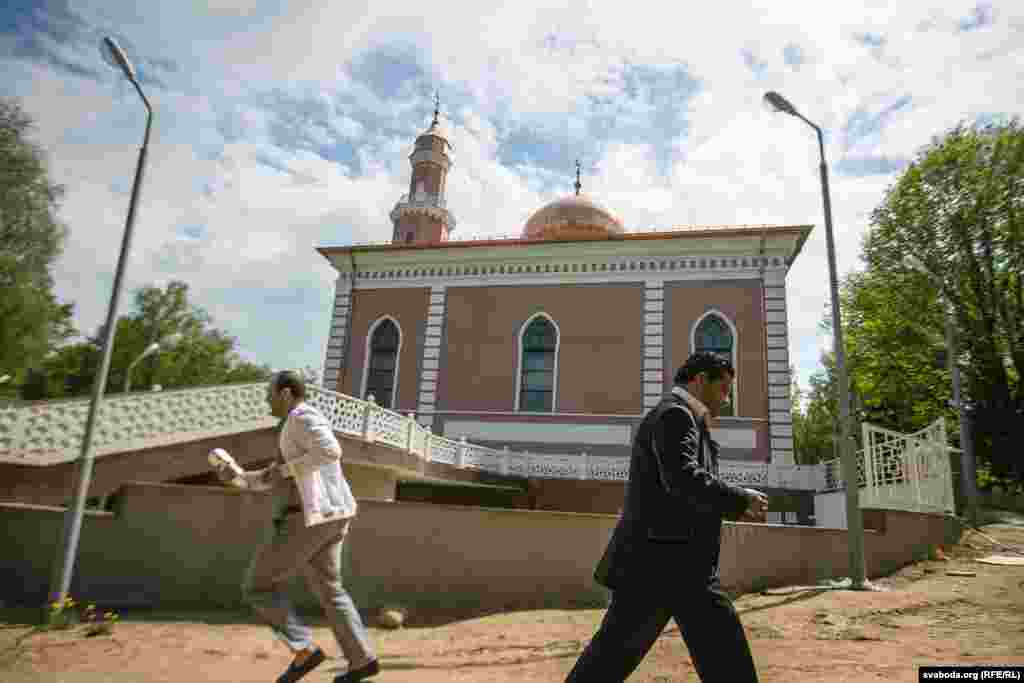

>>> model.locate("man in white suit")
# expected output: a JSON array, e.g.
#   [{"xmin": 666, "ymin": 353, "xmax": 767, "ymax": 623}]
[{"xmin": 215, "ymin": 370, "xmax": 379, "ymax": 683}]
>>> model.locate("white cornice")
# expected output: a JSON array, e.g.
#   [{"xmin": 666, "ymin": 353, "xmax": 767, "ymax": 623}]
[
  {"xmin": 345, "ymin": 264, "xmax": 787, "ymax": 289},
  {"xmin": 327, "ymin": 233, "xmax": 802, "ymax": 273}
]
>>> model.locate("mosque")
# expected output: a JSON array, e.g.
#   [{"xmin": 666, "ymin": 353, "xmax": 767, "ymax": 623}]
[{"xmin": 317, "ymin": 102, "xmax": 811, "ymax": 466}]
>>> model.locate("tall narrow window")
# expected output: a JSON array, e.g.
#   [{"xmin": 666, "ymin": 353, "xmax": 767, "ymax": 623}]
[
  {"xmin": 364, "ymin": 318, "xmax": 400, "ymax": 409},
  {"xmin": 517, "ymin": 315, "xmax": 558, "ymax": 412},
  {"xmin": 693, "ymin": 312, "xmax": 736, "ymax": 416}
]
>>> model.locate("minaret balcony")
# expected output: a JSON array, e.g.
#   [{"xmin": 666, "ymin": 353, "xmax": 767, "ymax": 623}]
[
  {"xmin": 394, "ymin": 191, "xmax": 447, "ymax": 210},
  {"xmin": 390, "ymin": 191, "xmax": 457, "ymax": 231}
]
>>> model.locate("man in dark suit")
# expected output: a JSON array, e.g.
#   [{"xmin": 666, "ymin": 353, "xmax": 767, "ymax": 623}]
[{"xmin": 566, "ymin": 351, "xmax": 768, "ymax": 682}]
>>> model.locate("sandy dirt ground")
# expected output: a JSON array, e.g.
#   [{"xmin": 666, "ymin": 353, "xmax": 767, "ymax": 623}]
[{"xmin": 3, "ymin": 518, "xmax": 1023, "ymax": 683}]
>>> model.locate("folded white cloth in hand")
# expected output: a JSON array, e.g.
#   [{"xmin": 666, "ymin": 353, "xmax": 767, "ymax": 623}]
[{"xmin": 208, "ymin": 448, "xmax": 248, "ymax": 488}]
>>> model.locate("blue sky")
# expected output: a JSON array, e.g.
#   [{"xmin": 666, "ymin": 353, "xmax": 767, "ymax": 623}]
[{"xmin": 2, "ymin": 0, "xmax": 1021, "ymax": 400}]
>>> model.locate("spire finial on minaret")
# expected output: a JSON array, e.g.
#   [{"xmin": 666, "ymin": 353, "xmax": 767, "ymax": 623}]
[
  {"xmin": 574, "ymin": 159, "xmax": 582, "ymax": 196},
  {"xmin": 432, "ymin": 90, "xmax": 440, "ymax": 126}
]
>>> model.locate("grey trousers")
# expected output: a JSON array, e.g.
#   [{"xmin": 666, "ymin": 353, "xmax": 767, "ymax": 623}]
[{"xmin": 242, "ymin": 515, "xmax": 375, "ymax": 669}]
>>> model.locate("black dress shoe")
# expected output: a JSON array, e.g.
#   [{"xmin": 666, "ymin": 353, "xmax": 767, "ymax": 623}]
[
  {"xmin": 334, "ymin": 658, "xmax": 380, "ymax": 682},
  {"xmin": 277, "ymin": 648, "xmax": 326, "ymax": 683}
]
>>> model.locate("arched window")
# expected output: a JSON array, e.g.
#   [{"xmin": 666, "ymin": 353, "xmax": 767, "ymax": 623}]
[
  {"xmin": 361, "ymin": 317, "xmax": 401, "ymax": 409},
  {"xmin": 692, "ymin": 311, "xmax": 737, "ymax": 417},
  {"xmin": 516, "ymin": 314, "xmax": 559, "ymax": 412}
]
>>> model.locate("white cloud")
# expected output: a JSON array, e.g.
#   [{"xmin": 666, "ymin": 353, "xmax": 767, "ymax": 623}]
[{"xmin": 7, "ymin": 0, "xmax": 1022, "ymax": 396}]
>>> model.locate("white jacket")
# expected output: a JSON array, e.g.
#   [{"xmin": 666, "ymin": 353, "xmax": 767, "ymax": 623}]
[{"xmin": 274, "ymin": 402, "xmax": 358, "ymax": 526}]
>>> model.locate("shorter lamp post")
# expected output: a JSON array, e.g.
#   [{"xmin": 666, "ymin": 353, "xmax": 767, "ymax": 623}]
[
  {"xmin": 125, "ymin": 342, "xmax": 159, "ymax": 393},
  {"xmin": 903, "ymin": 255, "xmax": 978, "ymax": 526}
]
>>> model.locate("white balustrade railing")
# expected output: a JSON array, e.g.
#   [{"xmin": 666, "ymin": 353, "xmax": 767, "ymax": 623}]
[{"xmin": 1, "ymin": 382, "xmax": 831, "ymax": 491}]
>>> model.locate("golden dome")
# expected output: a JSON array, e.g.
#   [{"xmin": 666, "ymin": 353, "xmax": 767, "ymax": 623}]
[{"xmin": 522, "ymin": 194, "xmax": 625, "ymax": 241}]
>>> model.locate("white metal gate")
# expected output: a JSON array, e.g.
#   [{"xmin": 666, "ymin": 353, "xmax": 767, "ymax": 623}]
[{"xmin": 819, "ymin": 418, "xmax": 956, "ymax": 518}]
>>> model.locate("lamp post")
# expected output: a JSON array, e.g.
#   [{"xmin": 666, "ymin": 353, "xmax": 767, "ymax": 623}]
[
  {"xmin": 764, "ymin": 90, "xmax": 868, "ymax": 589},
  {"xmin": 124, "ymin": 342, "xmax": 160, "ymax": 393},
  {"xmin": 49, "ymin": 36, "xmax": 153, "ymax": 606},
  {"xmin": 903, "ymin": 255, "xmax": 978, "ymax": 526}
]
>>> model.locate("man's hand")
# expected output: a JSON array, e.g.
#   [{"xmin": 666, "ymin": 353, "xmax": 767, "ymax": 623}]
[
  {"xmin": 214, "ymin": 464, "xmax": 237, "ymax": 485},
  {"xmin": 260, "ymin": 463, "xmax": 290, "ymax": 487},
  {"xmin": 740, "ymin": 488, "xmax": 768, "ymax": 522}
]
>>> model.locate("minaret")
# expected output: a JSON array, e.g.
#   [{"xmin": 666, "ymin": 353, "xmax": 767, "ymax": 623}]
[{"xmin": 390, "ymin": 92, "xmax": 456, "ymax": 244}]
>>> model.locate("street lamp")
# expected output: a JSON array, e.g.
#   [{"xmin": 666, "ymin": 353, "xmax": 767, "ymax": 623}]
[
  {"xmin": 903, "ymin": 255, "xmax": 978, "ymax": 526},
  {"xmin": 50, "ymin": 36, "xmax": 154, "ymax": 606},
  {"xmin": 764, "ymin": 90, "xmax": 869, "ymax": 589},
  {"xmin": 124, "ymin": 342, "xmax": 160, "ymax": 393},
  {"xmin": 124, "ymin": 333, "xmax": 183, "ymax": 392}
]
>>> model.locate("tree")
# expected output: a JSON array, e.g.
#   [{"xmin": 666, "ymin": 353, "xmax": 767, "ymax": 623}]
[
  {"xmin": 842, "ymin": 117, "xmax": 1023, "ymax": 483},
  {"xmin": 792, "ymin": 356, "xmax": 842, "ymax": 466},
  {"xmin": 33, "ymin": 280, "xmax": 271, "ymax": 398},
  {"xmin": 0, "ymin": 98, "xmax": 76, "ymax": 386}
]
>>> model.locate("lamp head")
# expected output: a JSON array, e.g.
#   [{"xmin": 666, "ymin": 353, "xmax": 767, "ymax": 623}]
[
  {"xmin": 763, "ymin": 91, "xmax": 800, "ymax": 117},
  {"xmin": 100, "ymin": 37, "xmax": 137, "ymax": 81}
]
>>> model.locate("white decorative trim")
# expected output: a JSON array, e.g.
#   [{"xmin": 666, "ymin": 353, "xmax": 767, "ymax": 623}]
[
  {"xmin": 642, "ymin": 371, "xmax": 662, "ymax": 382},
  {"xmin": 643, "ymin": 381, "xmax": 662, "ymax": 394},
  {"xmin": 643, "ymin": 358, "xmax": 663, "ymax": 371},
  {"xmin": 771, "ymin": 437, "xmax": 794, "ymax": 450},
  {"xmin": 349, "ymin": 269, "xmax": 767, "ymax": 290},
  {"xmin": 514, "ymin": 312, "xmax": 561, "ymax": 412},
  {"xmin": 323, "ymin": 277, "xmax": 354, "ymax": 391},
  {"xmin": 766, "ymin": 336, "xmax": 788, "ymax": 349},
  {"xmin": 767, "ymin": 349, "xmax": 788, "ymax": 362},
  {"xmin": 766, "ymin": 323, "xmax": 787, "ymax": 337},
  {"xmin": 443, "ymin": 420, "xmax": 632, "ymax": 446},
  {"xmin": 769, "ymin": 398, "xmax": 791, "ymax": 412},
  {"xmin": 765, "ymin": 298, "xmax": 786, "ymax": 311},
  {"xmin": 770, "ymin": 423, "xmax": 794, "ymax": 437},
  {"xmin": 646, "ymin": 312, "xmax": 664, "ymax": 324},
  {"xmin": 644, "ymin": 334, "xmax": 663, "ymax": 346},
  {"xmin": 644, "ymin": 347, "xmax": 663, "ymax": 358},
  {"xmin": 766, "ymin": 310, "xmax": 788, "ymax": 324},
  {"xmin": 418, "ymin": 285, "xmax": 448, "ymax": 413},
  {"xmin": 643, "ymin": 300, "xmax": 665, "ymax": 312},
  {"xmin": 359, "ymin": 315, "xmax": 403, "ymax": 409}
]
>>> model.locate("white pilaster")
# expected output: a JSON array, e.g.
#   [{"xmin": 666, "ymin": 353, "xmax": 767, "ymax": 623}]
[
  {"xmin": 322, "ymin": 274, "xmax": 353, "ymax": 391},
  {"xmin": 642, "ymin": 281, "xmax": 665, "ymax": 410},
  {"xmin": 417, "ymin": 285, "xmax": 446, "ymax": 427},
  {"xmin": 763, "ymin": 268, "xmax": 794, "ymax": 464}
]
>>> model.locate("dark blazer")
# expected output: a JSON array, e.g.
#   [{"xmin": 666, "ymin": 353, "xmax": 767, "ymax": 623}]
[{"xmin": 594, "ymin": 390, "xmax": 750, "ymax": 593}]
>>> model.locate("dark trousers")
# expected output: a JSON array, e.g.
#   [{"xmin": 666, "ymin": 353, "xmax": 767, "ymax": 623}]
[{"xmin": 566, "ymin": 583, "xmax": 758, "ymax": 682}]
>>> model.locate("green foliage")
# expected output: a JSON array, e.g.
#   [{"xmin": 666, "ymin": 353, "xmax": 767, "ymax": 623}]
[
  {"xmin": 792, "ymin": 361, "xmax": 838, "ymax": 465},
  {"xmin": 29, "ymin": 280, "xmax": 271, "ymax": 398},
  {"xmin": 0, "ymin": 98, "xmax": 77, "ymax": 388},
  {"xmin": 803, "ymin": 118, "xmax": 1023, "ymax": 482}
]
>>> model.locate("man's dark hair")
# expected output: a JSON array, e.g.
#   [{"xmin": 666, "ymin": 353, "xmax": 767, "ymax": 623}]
[
  {"xmin": 272, "ymin": 370, "xmax": 307, "ymax": 399},
  {"xmin": 674, "ymin": 351, "xmax": 734, "ymax": 386}
]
